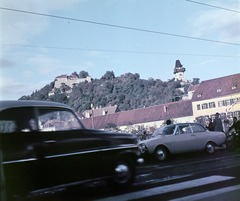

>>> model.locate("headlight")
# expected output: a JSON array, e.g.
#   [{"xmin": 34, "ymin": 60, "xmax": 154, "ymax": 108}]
[{"xmin": 138, "ymin": 143, "xmax": 147, "ymax": 153}]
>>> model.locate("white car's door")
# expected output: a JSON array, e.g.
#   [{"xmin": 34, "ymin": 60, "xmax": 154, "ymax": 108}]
[
  {"xmin": 190, "ymin": 124, "xmax": 209, "ymax": 149},
  {"xmin": 173, "ymin": 124, "xmax": 198, "ymax": 153}
]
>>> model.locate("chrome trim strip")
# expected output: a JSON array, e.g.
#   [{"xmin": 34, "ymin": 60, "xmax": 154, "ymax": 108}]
[
  {"xmin": 2, "ymin": 144, "xmax": 138, "ymax": 163},
  {"xmin": 3, "ymin": 158, "xmax": 37, "ymax": 165},
  {"xmin": 45, "ymin": 144, "xmax": 137, "ymax": 159}
]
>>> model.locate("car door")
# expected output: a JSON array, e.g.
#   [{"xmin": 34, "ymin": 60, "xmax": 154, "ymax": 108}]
[
  {"xmin": 36, "ymin": 107, "xmax": 105, "ymax": 187},
  {"xmin": 190, "ymin": 124, "xmax": 209, "ymax": 149},
  {"xmin": 173, "ymin": 124, "xmax": 198, "ymax": 153},
  {"xmin": 0, "ymin": 107, "xmax": 47, "ymax": 196}
]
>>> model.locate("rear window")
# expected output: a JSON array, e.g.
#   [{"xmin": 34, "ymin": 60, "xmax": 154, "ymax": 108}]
[
  {"xmin": 0, "ymin": 107, "xmax": 35, "ymax": 133},
  {"xmin": 191, "ymin": 124, "xmax": 207, "ymax": 133},
  {"xmin": 152, "ymin": 125, "xmax": 176, "ymax": 137}
]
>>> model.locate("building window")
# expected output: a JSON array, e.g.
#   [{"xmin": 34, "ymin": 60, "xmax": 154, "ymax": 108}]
[
  {"xmin": 211, "ymin": 114, "xmax": 216, "ymax": 121},
  {"xmin": 197, "ymin": 91, "xmax": 203, "ymax": 98},
  {"xmin": 232, "ymin": 84, "xmax": 237, "ymax": 90},
  {"xmin": 234, "ymin": 111, "xmax": 240, "ymax": 118},
  {"xmin": 225, "ymin": 99, "xmax": 231, "ymax": 106},
  {"xmin": 202, "ymin": 103, "xmax": 208, "ymax": 110},
  {"xmin": 231, "ymin": 98, "xmax": 239, "ymax": 104},
  {"xmin": 197, "ymin": 104, "xmax": 201, "ymax": 110},
  {"xmin": 209, "ymin": 102, "xmax": 216, "ymax": 108},
  {"xmin": 227, "ymin": 112, "xmax": 233, "ymax": 118},
  {"xmin": 218, "ymin": 100, "xmax": 225, "ymax": 107},
  {"xmin": 204, "ymin": 115, "xmax": 209, "ymax": 122}
]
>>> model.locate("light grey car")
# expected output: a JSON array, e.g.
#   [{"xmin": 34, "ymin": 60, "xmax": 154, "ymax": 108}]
[{"xmin": 138, "ymin": 123, "xmax": 226, "ymax": 161}]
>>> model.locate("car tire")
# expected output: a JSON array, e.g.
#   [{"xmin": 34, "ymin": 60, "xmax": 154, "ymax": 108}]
[
  {"xmin": 107, "ymin": 158, "xmax": 135, "ymax": 189},
  {"xmin": 155, "ymin": 146, "xmax": 167, "ymax": 161},
  {"xmin": 205, "ymin": 142, "xmax": 215, "ymax": 154},
  {"xmin": 226, "ymin": 140, "xmax": 235, "ymax": 151}
]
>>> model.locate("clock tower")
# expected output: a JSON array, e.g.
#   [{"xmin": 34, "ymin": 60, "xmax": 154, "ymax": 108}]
[{"xmin": 174, "ymin": 60, "xmax": 186, "ymax": 81}]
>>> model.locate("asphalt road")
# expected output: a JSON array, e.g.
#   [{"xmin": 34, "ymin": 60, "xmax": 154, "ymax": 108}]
[{"xmin": 24, "ymin": 147, "xmax": 240, "ymax": 201}]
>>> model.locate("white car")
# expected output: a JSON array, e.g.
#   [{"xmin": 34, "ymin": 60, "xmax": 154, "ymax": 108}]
[{"xmin": 138, "ymin": 123, "xmax": 226, "ymax": 161}]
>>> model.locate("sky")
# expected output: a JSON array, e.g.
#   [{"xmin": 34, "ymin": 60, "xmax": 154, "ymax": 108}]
[{"xmin": 0, "ymin": 0, "xmax": 239, "ymax": 100}]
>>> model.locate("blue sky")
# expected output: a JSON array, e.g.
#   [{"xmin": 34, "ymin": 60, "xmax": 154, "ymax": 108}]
[{"xmin": 0, "ymin": 0, "xmax": 239, "ymax": 100}]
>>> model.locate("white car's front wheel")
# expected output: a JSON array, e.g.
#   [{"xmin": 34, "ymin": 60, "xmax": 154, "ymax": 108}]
[{"xmin": 155, "ymin": 146, "xmax": 167, "ymax": 161}]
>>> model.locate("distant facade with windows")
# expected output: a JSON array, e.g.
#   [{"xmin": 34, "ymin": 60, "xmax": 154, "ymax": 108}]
[
  {"xmin": 48, "ymin": 74, "xmax": 91, "ymax": 96},
  {"xmin": 192, "ymin": 73, "xmax": 240, "ymax": 122}
]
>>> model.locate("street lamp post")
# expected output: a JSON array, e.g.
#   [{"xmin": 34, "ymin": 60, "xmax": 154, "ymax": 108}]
[{"xmin": 91, "ymin": 104, "xmax": 94, "ymax": 129}]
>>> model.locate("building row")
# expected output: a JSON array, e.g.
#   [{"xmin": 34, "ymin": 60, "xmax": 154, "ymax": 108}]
[{"xmin": 81, "ymin": 73, "xmax": 240, "ymax": 130}]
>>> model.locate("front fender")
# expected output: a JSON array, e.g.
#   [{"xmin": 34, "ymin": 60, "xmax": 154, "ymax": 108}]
[
  {"xmin": 147, "ymin": 141, "xmax": 174, "ymax": 155},
  {"xmin": 114, "ymin": 146, "xmax": 139, "ymax": 164}
]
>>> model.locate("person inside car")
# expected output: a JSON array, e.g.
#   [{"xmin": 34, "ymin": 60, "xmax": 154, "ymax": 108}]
[{"xmin": 29, "ymin": 119, "xmax": 37, "ymax": 131}]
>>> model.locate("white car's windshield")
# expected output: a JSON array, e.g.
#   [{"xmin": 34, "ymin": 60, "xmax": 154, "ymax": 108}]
[{"xmin": 152, "ymin": 125, "xmax": 176, "ymax": 137}]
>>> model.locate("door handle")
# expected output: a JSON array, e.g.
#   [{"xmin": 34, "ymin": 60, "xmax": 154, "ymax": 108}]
[{"xmin": 43, "ymin": 140, "xmax": 56, "ymax": 144}]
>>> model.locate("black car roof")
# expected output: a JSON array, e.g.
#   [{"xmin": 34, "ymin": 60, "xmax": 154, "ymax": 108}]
[{"xmin": 0, "ymin": 100, "xmax": 71, "ymax": 112}]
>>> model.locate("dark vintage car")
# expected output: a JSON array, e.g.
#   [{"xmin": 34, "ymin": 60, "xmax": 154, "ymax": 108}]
[{"xmin": 0, "ymin": 100, "xmax": 141, "ymax": 200}]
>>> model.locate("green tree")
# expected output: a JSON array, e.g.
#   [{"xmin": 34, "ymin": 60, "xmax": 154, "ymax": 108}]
[
  {"xmin": 102, "ymin": 71, "xmax": 115, "ymax": 80},
  {"xmin": 72, "ymin": 71, "xmax": 79, "ymax": 78},
  {"xmin": 192, "ymin": 78, "xmax": 200, "ymax": 85},
  {"xmin": 79, "ymin": 70, "xmax": 89, "ymax": 78}
]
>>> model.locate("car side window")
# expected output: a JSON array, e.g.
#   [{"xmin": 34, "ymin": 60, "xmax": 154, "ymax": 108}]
[
  {"xmin": 191, "ymin": 124, "xmax": 206, "ymax": 133},
  {"xmin": 38, "ymin": 109, "xmax": 83, "ymax": 132},
  {"xmin": 178, "ymin": 125, "xmax": 192, "ymax": 134},
  {"xmin": 0, "ymin": 108, "xmax": 36, "ymax": 133}
]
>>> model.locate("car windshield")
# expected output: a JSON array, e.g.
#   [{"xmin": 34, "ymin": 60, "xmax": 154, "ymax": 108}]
[{"xmin": 152, "ymin": 125, "xmax": 176, "ymax": 137}]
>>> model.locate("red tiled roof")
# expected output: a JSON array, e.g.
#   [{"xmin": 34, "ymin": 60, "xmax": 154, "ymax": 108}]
[
  {"xmin": 188, "ymin": 84, "xmax": 199, "ymax": 92},
  {"xmin": 81, "ymin": 100, "xmax": 193, "ymax": 129},
  {"xmin": 56, "ymin": 74, "xmax": 67, "ymax": 78},
  {"xmin": 69, "ymin": 75, "xmax": 78, "ymax": 79},
  {"xmin": 192, "ymin": 73, "xmax": 240, "ymax": 101},
  {"xmin": 83, "ymin": 105, "xmax": 118, "ymax": 118},
  {"xmin": 76, "ymin": 112, "xmax": 85, "ymax": 119}
]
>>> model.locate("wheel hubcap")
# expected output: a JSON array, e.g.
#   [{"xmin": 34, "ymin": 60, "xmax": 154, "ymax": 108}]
[
  {"xmin": 115, "ymin": 164, "xmax": 130, "ymax": 183},
  {"xmin": 157, "ymin": 149, "xmax": 165, "ymax": 160},
  {"xmin": 207, "ymin": 143, "xmax": 214, "ymax": 153}
]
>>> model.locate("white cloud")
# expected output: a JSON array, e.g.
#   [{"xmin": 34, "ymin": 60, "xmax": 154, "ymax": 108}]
[
  {"xmin": 0, "ymin": 0, "xmax": 83, "ymax": 46},
  {"xmin": 0, "ymin": 77, "xmax": 51, "ymax": 100},
  {"xmin": 26, "ymin": 54, "xmax": 63, "ymax": 76},
  {"xmin": 189, "ymin": 1, "xmax": 240, "ymax": 43},
  {"xmin": 199, "ymin": 59, "xmax": 216, "ymax": 66},
  {"xmin": 23, "ymin": 53, "xmax": 95, "ymax": 78}
]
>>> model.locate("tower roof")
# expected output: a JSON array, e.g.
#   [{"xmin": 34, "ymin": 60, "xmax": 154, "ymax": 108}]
[
  {"xmin": 175, "ymin": 60, "xmax": 183, "ymax": 68},
  {"xmin": 174, "ymin": 60, "xmax": 185, "ymax": 74}
]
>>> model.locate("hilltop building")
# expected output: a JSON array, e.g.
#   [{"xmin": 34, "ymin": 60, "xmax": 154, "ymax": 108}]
[
  {"xmin": 48, "ymin": 74, "xmax": 91, "ymax": 96},
  {"xmin": 54, "ymin": 74, "xmax": 91, "ymax": 89}
]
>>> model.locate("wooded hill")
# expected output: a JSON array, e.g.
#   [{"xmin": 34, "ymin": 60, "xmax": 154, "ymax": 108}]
[{"xmin": 19, "ymin": 71, "xmax": 199, "ymax": 113}]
